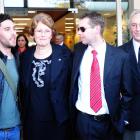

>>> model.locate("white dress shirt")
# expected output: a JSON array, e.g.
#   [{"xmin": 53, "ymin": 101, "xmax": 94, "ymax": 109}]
[{"xmin": 133, "ymin": 39, "xmax": 140, "ymax": 63}]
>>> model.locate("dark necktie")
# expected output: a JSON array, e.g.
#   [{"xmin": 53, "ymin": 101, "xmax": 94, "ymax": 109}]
[{"xmin": 90, "ymin": 50, "xmax": 102, "ymax": 113}]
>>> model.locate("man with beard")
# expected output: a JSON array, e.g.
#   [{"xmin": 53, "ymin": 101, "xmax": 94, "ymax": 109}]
[{"xmin": 0, "ymin": 13, "xmax": 20, "ymax": 140}]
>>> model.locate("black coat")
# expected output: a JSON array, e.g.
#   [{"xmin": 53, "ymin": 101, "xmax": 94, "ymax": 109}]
[
  {"xmin": 20, "ymin": 44, "xmax": 72, "ymax": 125},
  {"xmin": 70, "ymin": 42, "xmax": 133, "ymax": 133},
  {"xmin": 121, "ymin": 39, "xmax": 140, "ymax": 131}
]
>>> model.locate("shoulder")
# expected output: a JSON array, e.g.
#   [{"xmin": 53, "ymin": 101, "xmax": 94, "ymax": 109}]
[
  {"xmin": 21, "ymin": 46, "xmax": 35, "ymax": 57},
  {"xmin": 52, "ymin": 44, "xmax": 72, "ymax": 57},
  {"xmin": 74, "ymin": 42, "xmax": 87, "ymax": 48},
  {"xmin": 73, "ymin": 42, "xmax": 88, "ymax": 52},
  {"xmin": 107, "ymin": 43, "xmax": 129, "ymax": 58},
  {"xmin": 20, "ymin": 46, "xmax": 35, "ymax": 63},
  {"xmin": 119, "ymin": 40, "xmax": 133, "ymax": 52},
  {"xmin": 62, "ymin": 44, "xmax": 71, "ymax": 51}
]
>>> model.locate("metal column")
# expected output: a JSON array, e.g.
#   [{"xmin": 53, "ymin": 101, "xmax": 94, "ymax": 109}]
[
  {"xmin": 0, "ymin": 0, "xmax": 4, "ymax": 13},
  {"xmin": 116, "ymin": 0, "xmax": 123, "ymax": 46}
]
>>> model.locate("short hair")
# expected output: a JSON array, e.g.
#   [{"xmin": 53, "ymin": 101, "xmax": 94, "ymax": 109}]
[
  {"xmin": 55, "ymin": 33, "xmax": 64, "ymax": 41},
  {"xmin": 0, "ymin": 13, "xmax": 13, "ymax": 26},
  {"xmin": 128, "ymin": 10, "xmax": 140, "ymax": 29},
  {"xmin": 30, "ymin": 13, "xmax": 54, "ymax": 36},
  {"xmin": 79, "ymin": 12, "xmax": 105, "ymax": 34}
]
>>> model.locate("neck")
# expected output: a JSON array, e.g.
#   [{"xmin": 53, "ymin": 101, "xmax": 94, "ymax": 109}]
[
  {"xmin": 91, "ymin": 37, "xmax": 104, "ymax": 49},
  {"xmin": 0, "ymin": 44, "xmax": 13, "ymax": 59},
  {"xmin": 18, "ymin": 47, "xmax": 26, "ymax": 53},
  {"xmin": 34, "ymin": 44, "xmax": 52, "ymax": 59}
]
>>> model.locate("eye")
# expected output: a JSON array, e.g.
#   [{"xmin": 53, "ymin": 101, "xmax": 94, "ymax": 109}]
[
  {"xmin": 45, "ymin": 30, "xmax": 51, "ymax": 33},
  {"xmin": 35, "ymin": 29, "xmax": 51, "ymax": 34},
  {"xmin": 4, "ymin": 27, "xmax": 10, "ymax": 31},
  {"xmin": 131, "ymin": 23, "xmax": 139, "ymax": 28},
  {"xmin": 36, "ymin": 29, "xmax": 42, "ymax": 33}
]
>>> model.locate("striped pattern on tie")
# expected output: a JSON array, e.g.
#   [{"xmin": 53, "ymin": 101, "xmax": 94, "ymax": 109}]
[{"xmin": 90, "ymin": 50, "xmax": 102, "ymax": 113}]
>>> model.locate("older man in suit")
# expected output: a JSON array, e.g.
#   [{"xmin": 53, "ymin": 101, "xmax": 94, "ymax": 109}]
[
  {"xmin": 70, "ymin": 11, "xmax": 132, "ymax": 140},
  {"xmin": 121, "ymin": 10, "xmax": 140, "ymax": 140},
  {"xmin": 54, "ymin": 33, "xmax": 70, "ymax": 50}
]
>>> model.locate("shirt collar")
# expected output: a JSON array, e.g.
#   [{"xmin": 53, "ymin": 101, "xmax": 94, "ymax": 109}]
[
  {"xmin": 59, "ymin": 42, "xmax": 64, "ymax": 46},
  {"xmin": 87, "ymin": 40, "xmax": 106, "ymax": 54},
  {"xmin": 133, "ymin": 39, "xmax": 140, "ymax": 49}
]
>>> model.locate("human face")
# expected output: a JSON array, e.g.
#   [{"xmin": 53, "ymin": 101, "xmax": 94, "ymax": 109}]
[
  {"xmin": 55, "ymin": 36, "xmax": 63, "ymax": 45},
  {"xmin": 0, "ymin": 20, "xmax": 16, "ymax": 48},
  {"xmin": 77, "ymin": 18, "xmax": 98, "ymax": 45},
  {"xmin": 34, "ymin": 22, "xmax": 52, "ymax": 47},
  {"xmin": 130, "ymin": 13, "xmax": 140, "ymax": 43},
  {"xmin": 17, "ymin": 36, "xmax": 26, "ymax": 48}
]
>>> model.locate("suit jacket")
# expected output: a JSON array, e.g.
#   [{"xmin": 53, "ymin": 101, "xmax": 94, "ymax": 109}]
[
  {"xmin": 70, "ymin": 42, "xmax": 133, "ymax": 133},
  {"xmin": 121, "ymin": 39, "xmax": 140, "ymax": 130},
  {"xmin": 57, "ymin": 43, "xmax": 71, "ymax": 52},
  {"xmin": 20, "ymin": 44, "xmax": 72, "ymax": 125}
]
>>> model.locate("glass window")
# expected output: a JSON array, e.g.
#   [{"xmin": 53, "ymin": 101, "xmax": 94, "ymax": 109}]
[
  {"xmin": 4, "ymin": 0, "xmax": 24, "ymax": 7},
  {"xmin": 28, "ymin": 0, "xmax": 70, "ymax": 8}
]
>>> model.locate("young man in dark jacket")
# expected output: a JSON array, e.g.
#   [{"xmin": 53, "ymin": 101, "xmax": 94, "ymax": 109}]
[{"xmin": 0, "ymin": 13, "xmax": 20, "ymax": 140}]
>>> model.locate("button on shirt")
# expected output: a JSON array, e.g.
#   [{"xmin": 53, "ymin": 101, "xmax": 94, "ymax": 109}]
[{"xmin": 76, "ymin": 41, "xmax": 109, "ymax": 115}]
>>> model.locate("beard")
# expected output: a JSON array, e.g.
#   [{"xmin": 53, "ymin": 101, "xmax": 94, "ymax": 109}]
[
  {"xmin": 6, "ymin": 45, "xmax": 14, "ymax": 48},
  {"xmin": 0, "ymin": 40, "xmax": 16, "ymax": 49}
]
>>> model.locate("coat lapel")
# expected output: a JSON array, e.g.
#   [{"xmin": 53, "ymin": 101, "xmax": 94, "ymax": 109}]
[
  {"xmin": 104, "ymin": 45, "xmax": 116, "ymax": 83},
  {"xmin": 50, "ymin": 45, "xmax": 63, "ymax": 84},
  {"xmin": 128, "ymin": 40, "xmax": 139, "ymax": 76},
  {"xmin": 73, "ymin": 44, "xmax": 87, "ymax": 81},
  {"xmin": 24, "ymin": 47, "xmax": 35, "ymax": 88}
]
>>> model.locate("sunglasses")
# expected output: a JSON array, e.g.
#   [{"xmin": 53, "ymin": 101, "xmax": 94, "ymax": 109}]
[{"xmin": 77, "ymin": 27, "xmax": 92, "ymax": 32}]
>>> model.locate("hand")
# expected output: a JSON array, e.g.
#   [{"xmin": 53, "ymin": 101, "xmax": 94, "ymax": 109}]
[{"xmin": 124, "ymin": 120, "xmax": 129, "ymax": 125}]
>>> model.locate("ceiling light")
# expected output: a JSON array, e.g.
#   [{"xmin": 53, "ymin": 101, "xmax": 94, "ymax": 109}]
[
  {"xmin": 28, "ymin": 10, "xmax": 36, "ymax": 13},
  {"xmin": 15, "ymin": 27, "xmax": 25, "ymax": 30},
  {"xmin": 65, "ymin": 26, "xmax": 74, "ymax": 29},
  {"xmin": 15, "ymin": 23, "xmax": 27, "ymax": 26},
  {"xmin": 65, "ymin": 23, "xmax": 74, "ymax": 25},
  {"xmin": 16, "ymin": 30, "xmax": 23, "ymax": 32},
  {"xmin": 13, "ymin": 18, "xmax": 31, "ymax": 21},
  {"xmin": 65, "ymin": 18, "xmax": 74, "ymax": 20},
  {"xmin": 65, "ymin": 29, "xmax": 71, "ymax": 31}
]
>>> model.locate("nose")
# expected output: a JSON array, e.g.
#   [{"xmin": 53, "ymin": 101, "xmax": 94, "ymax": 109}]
[
  {"xmin": 41, "ymin": 31, "xmax": 46, "ymax": 35},
  {"xmin": 11, "ymin": 28, "xmax": 16, "ymax": 35},
  {"xmin": 77, "ymin": 30, "xmax": 82, "ymax": 35},
  {"xmin": 136, "ymin": 24, "xmax": 140, "ymax": 30}
]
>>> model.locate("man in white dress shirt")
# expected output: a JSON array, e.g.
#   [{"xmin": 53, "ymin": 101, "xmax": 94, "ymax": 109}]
[{"xmin": 70, "ymin": 11, "xmax": 132, "ymax": 140}]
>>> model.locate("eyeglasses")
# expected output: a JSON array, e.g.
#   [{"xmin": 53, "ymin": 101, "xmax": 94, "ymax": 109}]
[
  {"xmin": 77, "ymin": 27, "xmax": 92, "ymax": 32},
  {"xmin": 35, "ymin": 29, "xmax": 52, "ymax": 34}
]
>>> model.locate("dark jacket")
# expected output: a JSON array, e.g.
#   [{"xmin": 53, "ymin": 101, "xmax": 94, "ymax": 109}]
[
  {"xmin": 20, "ymin": 44, "xmax": 72, "ymax": 125},
  {"xmin": 70, "ymin": 42, "xmax": 133, "ymax": 133},
  {"xmin": 121, "ymin": 39, "xmax": 140, "ymax": 130}
]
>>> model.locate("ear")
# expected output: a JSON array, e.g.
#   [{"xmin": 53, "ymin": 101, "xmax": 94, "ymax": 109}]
[{"xmin": 95, "ymin": 25, "xmax": 101, "ymax": 34}]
